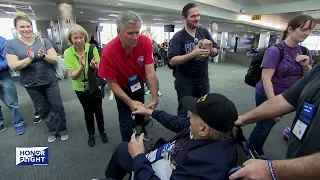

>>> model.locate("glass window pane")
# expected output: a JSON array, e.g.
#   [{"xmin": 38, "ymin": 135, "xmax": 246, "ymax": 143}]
[
  {"xmin": 301, "ymin": 36, "xmax": 320, "ymax": 50},
  {"xmin": 100, "ymin": 23, "xmax": 112, "ymax": 45},
  {"xmin": 141, "ymin": 25, "xmax": 147, "ymax": 32},
  {"xmin": 0, "ymin": 18, "xmax": 15, "ymax": 39},
  {"xmin": 152, "ymin": 26, "xmax": 162, "ymax": 44},
  {"xmin": 111, "ymin": 24, "xmax": 117, "ymax": 39}
]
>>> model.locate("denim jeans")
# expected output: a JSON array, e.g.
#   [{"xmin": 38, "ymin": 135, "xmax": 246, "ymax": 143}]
[
  {"xmin": 0, "ymin": 73, "xmax": 24, "ymax": 127},
  {"xmin": 115, "ymin": 85, "xmax": 146, "ymax": 142},
  {"xmin": 248, "ymin": 92, "xmax": 276, "ymax": 155},
  {"xmin": 25, "ymin": 80, "xmax": 67, "ymax": 136},
  {"xmin": 175, "ymin": 80, "xmax": 210, "ymax": 117}
]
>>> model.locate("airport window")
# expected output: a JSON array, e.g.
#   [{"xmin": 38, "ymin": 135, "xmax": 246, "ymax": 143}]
[
  {"xmin": 100, "ymin": 23, "xmax": 112, "ymax": 45},
  {"xmin": 151, "ymin": 26, "xmax": 163, "ymax": 44},
  {"xmin": 99, "ymin": 23, "xmax": 184, "ymax": 45},
  {"xmin": 301, "ymin": 36, "xmax": 320, "ymax": 50}
]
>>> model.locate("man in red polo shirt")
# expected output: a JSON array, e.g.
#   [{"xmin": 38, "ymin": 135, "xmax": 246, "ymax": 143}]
[{"xmin": 98, "ymin": 11, "xmax": 158, "ymax": 142}]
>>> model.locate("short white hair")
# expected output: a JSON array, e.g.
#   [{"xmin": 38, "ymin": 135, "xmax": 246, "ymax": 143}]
[{"xmin": 116, "ymin": 11, "xmax": 142, "ymax": 32}]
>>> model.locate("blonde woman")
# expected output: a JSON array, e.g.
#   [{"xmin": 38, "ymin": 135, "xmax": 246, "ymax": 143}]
[
  {"xmin": 141, "ymin": 30, "xmax": 162, "ymax": 96},
  {"xmin": 5, "ymin": 12, "xmax": 68, "ymax": 142},
  {"xmin": 64, "ymin": 25, "xmax": 108, "ymax": 147}
]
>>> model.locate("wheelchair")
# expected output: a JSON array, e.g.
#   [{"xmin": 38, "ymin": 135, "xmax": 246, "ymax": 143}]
[
  {"xmin": 98, "ymin": 126, "xmax": 260, "ymax": 180},
  {"xmin": 228, "ymin": 126, "xmax": 261, "ymax": 179}
]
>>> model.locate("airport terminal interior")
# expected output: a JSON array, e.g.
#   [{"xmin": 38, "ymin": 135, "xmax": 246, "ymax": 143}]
[{"xmin": 0, "ymin": 0, "xmax": 319, "ymax": 179}]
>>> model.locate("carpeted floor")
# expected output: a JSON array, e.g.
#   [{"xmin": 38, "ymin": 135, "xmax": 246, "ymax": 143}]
[{"xmin": 0, "ymin": 58, "xmax": 293, "ymax": 180}]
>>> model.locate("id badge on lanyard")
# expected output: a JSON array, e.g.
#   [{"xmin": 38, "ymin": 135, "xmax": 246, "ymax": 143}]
[
  {"xmin": 292, "ymin": 102, "xmax": 317, "ymax": 140},
  {"xmin": 128, "ymin": 74, "xmax": 141, "ymax": 93}
]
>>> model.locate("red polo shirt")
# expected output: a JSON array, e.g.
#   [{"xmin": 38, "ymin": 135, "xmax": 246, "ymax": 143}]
[{"xmin": 98, "ymin": 35, "xmax": 154, "ymax": 88}]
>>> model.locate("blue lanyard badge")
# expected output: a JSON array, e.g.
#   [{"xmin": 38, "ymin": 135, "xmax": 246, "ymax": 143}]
[
  {"xmin": 292, "ymin": 102, "xmax": 317, "ymax": 140},
  {"xmin": 128, "ymin": 74, "xmax": 141, "ymax": 93}
]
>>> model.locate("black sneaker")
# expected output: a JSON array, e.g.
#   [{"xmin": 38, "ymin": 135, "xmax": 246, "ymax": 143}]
[
  {"xmin": 88, "ymin": 135, "xmax": 95, "ymax": 147},
  {"xmin": 100, "ymin": 131, "xmax": 108, "ymax": 143},
  {"xmin": 33, "ymin": 115, "xmax": 41, "ymax": 124}
]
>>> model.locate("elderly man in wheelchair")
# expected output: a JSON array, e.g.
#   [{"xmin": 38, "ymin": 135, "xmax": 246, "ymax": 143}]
[{"xmin": 104, "ymin": 93, "xmax": 250, "ymax": 180}]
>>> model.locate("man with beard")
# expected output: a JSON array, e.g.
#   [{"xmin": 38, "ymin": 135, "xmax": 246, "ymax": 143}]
[
  {"xmin": 98, "ymin": 11, "xmax": 158, "ymax": 142},
  {"xmin": 168, "ymin": 3, "xmax": 218, "ymax": 117}
]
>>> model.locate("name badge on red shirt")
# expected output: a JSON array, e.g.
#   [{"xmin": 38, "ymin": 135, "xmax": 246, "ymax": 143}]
[{"xmin": 128, "ymin": 74, "xmax": 141, "ymax": 93}]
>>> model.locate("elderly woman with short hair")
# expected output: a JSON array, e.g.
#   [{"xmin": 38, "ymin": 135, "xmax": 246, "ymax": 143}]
[{"xmin": 64, "ymin": 24, "xmax": 108, "ymax": 147}]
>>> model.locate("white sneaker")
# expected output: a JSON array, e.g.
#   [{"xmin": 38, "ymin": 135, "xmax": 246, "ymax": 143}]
[
  {"xmin": 145, "ymin": 90, "xmax": 151, "ymax": 95},
  {"xmin": 61, "ymin": 134, "xmax": 69, "ymax": 141},
  {"xmin": 48, "ymin": 135, "xmax": 56, "ymax": 143}
]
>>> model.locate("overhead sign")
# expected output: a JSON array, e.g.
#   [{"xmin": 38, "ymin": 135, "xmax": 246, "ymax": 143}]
[{"xmin": 251, "ymin": 15, "xmax": 262, "ymax": 20}]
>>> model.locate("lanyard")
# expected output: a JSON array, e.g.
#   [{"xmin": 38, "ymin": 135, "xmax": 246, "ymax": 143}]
[{"xmin": 74, "ymin": 52, "xmax": 88, "ymax": 82}]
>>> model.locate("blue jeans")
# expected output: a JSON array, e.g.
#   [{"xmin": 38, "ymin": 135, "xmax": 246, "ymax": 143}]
[
  {"xmin": 248, "ymin": 92, "xmax": 276, "ymax": 155},
  {"xmin": 0, "ymin": 74, "xmax": 24, "ymax": 127},
  {"xmin": 175, "ymin": 80, "xmax": 210, "ymax": 117}
]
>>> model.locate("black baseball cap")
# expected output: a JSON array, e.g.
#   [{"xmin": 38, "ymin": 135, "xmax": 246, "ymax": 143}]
[{"xmin": 182, "ymin": 93, "xmax": 238, "ymax": 132}]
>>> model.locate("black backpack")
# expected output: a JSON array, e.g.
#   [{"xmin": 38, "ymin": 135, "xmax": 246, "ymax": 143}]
[
  {"xmin": 168, "ymin": 27, "xmax": 209, "ymax": 74},
  {"xmin": 244, "ymin": 44, "xmax": 308, "ymax": 87}
]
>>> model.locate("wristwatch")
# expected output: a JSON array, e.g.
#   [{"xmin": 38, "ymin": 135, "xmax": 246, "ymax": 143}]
[{"xmin": 41, "ymin": 54, "xmax": 46, "ymax": 59}]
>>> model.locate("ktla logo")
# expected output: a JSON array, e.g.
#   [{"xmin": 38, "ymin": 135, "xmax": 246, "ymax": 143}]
[{"xmin": 16, "ymin": 147, "xmax": 49, "ymax": 166}]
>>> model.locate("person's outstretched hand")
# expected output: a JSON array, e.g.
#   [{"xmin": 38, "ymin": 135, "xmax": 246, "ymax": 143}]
[{"xmin": 132, "ymin": 104, "xmax": 153, "ymax": 116}]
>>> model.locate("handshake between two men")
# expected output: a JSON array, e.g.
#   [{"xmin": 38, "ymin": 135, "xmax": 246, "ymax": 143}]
[
  {"xmin": 128, "ymin": 103, "xmax": 156, "ymax": 158},
  {"xmin": 130, "ymin": 100, "xmax": 158, "ymax": 113}
]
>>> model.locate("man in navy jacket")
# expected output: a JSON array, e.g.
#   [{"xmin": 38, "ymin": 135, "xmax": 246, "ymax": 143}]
[{"xmin": 105, "ymin": 93, "xmax": 238, "ymax": 180}]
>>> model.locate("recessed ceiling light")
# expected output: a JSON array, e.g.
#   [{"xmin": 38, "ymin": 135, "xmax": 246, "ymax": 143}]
[
  {"xmin": 248, "ymin": 31, "xmax": 252, "ymax": 32},
  {"xmin": 98, "ymin": 18, "xmax": 109, "ymax": 21},
  {"xmin": 117, "ymin": 3, "xmax": 123, "ymax": 6},
  {"xmin": 109, "ymin": 14, "xmax": 118, "ymax": 17},
  {"xmin": 173, "ymin": 21, "xmax": 184, "ymax": 23},
  {"xmin": 153, "ymin": 18, "xmax": 164, "ymax": 21},
  {"xmin": 80, "ymin": 12, "xmax": 83, "ymax": 14},
  {"xmin": 5, "ymin": 11, "xmax": 18, "ymax": 14},
  {"xmin": 0, "ymin": 4, "xmax": 15, "ymax": 8},
  {"xmin": 90, "ymin": 21, "xmax": 98, "ymax": 23},
  {"xmin": 107, "ymin": 3, "xmax": 110, "ymax": 5}
]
